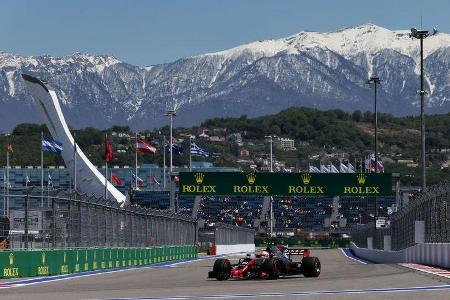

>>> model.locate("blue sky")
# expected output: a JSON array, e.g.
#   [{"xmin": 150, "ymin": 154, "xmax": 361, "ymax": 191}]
[{"xmin": 1, "ymin": 0, "xmax": 449, "ymax": 66}]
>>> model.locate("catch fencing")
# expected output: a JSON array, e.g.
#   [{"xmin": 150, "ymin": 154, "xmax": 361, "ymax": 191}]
[
  {"xmin": 352, "ymin": 182, "xmax": 450, "ymax": 250},
  {"xmin": 1, "ymin": 187, "xmax": 197, "ymax": 249}
]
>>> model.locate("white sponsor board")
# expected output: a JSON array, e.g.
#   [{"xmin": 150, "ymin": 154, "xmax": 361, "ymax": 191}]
[
  {"xmin": 10, "ymin": 210, "xmax": 43, "ymax": 233},
  {"xmin": 375, "ymin": 217, "xmax": 390, "ymax": 228}
]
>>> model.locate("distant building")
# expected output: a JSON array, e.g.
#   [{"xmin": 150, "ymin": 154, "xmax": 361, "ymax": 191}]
[
  {"xmin": 228, "ymin": 133, "xmax": 242, "ymax": 143},
  {"xmin": 209, "ymin": 136, "xmax": 225, "ymax": 142},
  {"xmin": 273, "ymin": 137, "xmax": 296, "ymax": 151}
]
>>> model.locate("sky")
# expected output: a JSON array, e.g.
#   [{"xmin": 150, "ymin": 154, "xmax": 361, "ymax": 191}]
[{"xmin": 1, "ymin": 0, "xmax": 449, "ymax": 66}]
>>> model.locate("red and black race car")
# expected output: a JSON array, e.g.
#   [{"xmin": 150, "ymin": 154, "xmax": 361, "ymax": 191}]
[{"xmin": 208, "ymin": 245, "xmax": 321, "ymax": 280}]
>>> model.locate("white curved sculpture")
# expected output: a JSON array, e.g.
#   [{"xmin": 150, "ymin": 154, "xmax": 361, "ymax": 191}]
[{"xmin": 22, "ymin": 74, "xmax": 126, "ymax": 205}]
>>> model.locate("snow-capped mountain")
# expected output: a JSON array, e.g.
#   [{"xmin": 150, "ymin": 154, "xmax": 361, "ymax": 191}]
[{"xmin": 1, "ymin": 23, "xmax": 449, "ymax": 130}]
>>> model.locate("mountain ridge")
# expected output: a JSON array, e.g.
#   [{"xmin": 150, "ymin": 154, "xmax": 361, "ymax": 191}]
[{"xmin": 0, "ymin": 23, "xmax": 449, "ymax": 131}]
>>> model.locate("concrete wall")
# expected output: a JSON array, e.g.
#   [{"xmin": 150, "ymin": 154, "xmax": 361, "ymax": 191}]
[
  {"xmin": 351, "ymin": 242, "xmax": 404, "ymax": 264},
  {"xmin": 351, "ymin": 242, "xmax": 450, "ymax": 268},
  {"xmin": 215, "ymin": 244, "xmax": 255, "ymax": 255}
]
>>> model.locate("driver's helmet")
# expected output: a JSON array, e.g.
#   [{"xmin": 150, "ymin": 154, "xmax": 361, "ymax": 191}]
[{"xmin": 261, "ymin": 250, "xmax": 270, "ymax": 258}]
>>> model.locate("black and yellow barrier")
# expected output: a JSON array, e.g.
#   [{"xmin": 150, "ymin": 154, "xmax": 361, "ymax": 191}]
[{"xmin": 0, "ymin": 245, "xmax": 197, "ymax": 279}]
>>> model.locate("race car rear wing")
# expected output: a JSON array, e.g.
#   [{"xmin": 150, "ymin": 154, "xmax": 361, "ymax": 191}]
[{"xmin": 283, "ymin": 248, "xmax": 310, "ymax": 258}]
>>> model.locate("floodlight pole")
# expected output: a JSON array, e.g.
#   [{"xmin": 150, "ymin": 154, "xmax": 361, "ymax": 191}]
[
  {"xmin": 367, "ymin": 77, "xmax": 382, "ymax": 174},
  {"xmin": 165, "ymin": 109, "xmax": 177, "ymax": 212},
  {"xmin": 410, "ymin": 28, "xmax": 430, "ymax": 192}
]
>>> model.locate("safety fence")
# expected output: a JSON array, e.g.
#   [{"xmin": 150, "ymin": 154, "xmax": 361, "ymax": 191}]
[
  {"xmin": 0, "ymin": 245, "xmax": 197, "ymax": 279},
  {"xmin": 1, "ymin": 187, "xmax": 197, "ymax": 249},
  {"xmin": 352, "ymin": 182, "xmax": 450, "ymax": 250}
]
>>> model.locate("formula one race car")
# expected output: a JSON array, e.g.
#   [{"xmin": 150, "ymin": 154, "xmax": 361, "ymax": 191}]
[{"xmin": 208, "ymin": 245, "xmax": 321, "ymax": 280}]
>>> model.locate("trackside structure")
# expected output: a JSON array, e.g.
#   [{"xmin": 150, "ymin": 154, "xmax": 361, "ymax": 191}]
[{"xmin": 351, "ymin": 182, "xmax": 450, "ymax": 268}]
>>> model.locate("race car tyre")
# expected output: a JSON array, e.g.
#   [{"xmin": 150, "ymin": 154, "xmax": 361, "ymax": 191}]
[
  {"xmin": 213, "ymin": 258, "xmax": 231, "ymax": 280},
  {"xmin": 262, "ymin": 258, "xmax": 281, "ymax": 280},
  {"xmin": 301, "ymin": 256, "xmax": 321, "ymax": 277}
]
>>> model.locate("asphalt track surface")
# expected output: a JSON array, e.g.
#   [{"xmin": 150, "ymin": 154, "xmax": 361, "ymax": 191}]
[{"xmin": 1, "ymin": 249, "xmax": 449, "ymax": 300}]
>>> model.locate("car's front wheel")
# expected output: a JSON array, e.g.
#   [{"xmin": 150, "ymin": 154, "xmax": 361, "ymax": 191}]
[
  {"xmin": 302, "ymin": 257, "xmax": 321, "ymax": 277},
  {"xmin": 213, "ymin": 258, "xmax": 231, "ymax": 280},
  {"xmin": 262, "ymin": 258, "xmax": 281, "ymax": 280}
]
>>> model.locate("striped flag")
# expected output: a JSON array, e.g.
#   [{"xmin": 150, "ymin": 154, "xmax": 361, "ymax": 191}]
[
  {"xmin": 190, "ymin": 142, "xmax": 209, "ymax": 158},
  {"xmin": 42, "ymin": 136, "xmax": 63, "ymax": 153},
  {"xmin": 136, "ymin": 139, "xmax": 156, "ymax": 154},
  {"xmin": 111, "ymin": 173, "xmax": 123, "ymax": 185},
  {"xmin": 150, "ymin": 176, "xmax": 161, "ymax": 185},
  {"xmin": 340, "ymin": 163, "xmax": 349, "ymax": 173},
  {"xmin": 132, "ymin": 173, "xmax": 144, "ymax": 186},
  {"xmin": 25, "ymin": 175, "xmax": 32, "ymax": 187}
]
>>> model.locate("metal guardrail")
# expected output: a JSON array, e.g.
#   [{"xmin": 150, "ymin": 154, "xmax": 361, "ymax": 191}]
[
  {"xmin": 351, "ymin": 182, "xmax": 450, "ymax": 250},
  {"xmin": 1, "ymin": 187, "xmax": 197, "ymax": 249}
]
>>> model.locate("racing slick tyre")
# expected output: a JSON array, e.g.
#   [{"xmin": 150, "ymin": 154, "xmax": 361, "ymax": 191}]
[
  {"xmin": 302, "ymin": 256, "xmax": 321, "ymax": 277},
  {"xmin": 213, "ymin": 258, "xmax": 232, "ymax": 280},
  {"xmin": 262, "ymin": 258, "xmax": 281, "ymax": 280}
]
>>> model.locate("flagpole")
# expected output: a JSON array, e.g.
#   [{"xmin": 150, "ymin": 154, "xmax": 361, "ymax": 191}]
[
  {"xmin": 163, "ymin": 135, "xmax": 166, "ymax": 189},
  {"xmin": 41, "ymin": 131, "xmax": 44, "ymax": 207},
  {"xmin": 74, "ymin": 140, "xmax": 77, "ymax": 194},
  {"xmin": 104, "ymin": 133, "xmax": 108, "ymax": 200},
  {"xmin": 135, "ymin": 132, "xmax": 138, "ymax": 190},
  {"xmin": 6, "ymin": 139, "xmax": 10, "ymax": 218},
  {"xmin": 3, "ymin": 173, "xmax": 6, "ymax": 216},
  {"xmin": 189, "ymin": 136, "xmax": 192, "ymax": 172}
]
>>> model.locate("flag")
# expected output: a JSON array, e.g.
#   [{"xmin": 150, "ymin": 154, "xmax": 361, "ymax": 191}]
[
  {"xmin": 375, "ymin": 160, "xmax": 385, "ymax": 173},
  {"xmin": 132, "ymin": 173, "xmax": 144, "ymax": 186},
  {"xmin": 104, "ymin": 139, "xmax": 113, "ymax": 162},
  {"xmin": 47, "ymin": 174, "xmax": 53, "ymax": 186},
  {"xmin": 174, "ymin": 175, "xmax": 180, "ymax": 184},
  {"xmin": 320, "ymin": 164, "xmax": 330, "ymax": 173},
  {"xmin": 42, "ymin": 136, "xmax": 63, "ymax": 153},
  {"xmin": 340, "ymin": 163, "xmax": 349, "ymax": 173},
  {"xmin": 330, "ymin": 164, "xmax": 339, "ymax": 173},
  {"xmin": 111, "ymin": 173, "xmax": 122, "ymax": 185},
  {"xmin": 347, "ymin": 162, "xmax": 355, "ymax": 173},
  {"xmin": 7, "ymin": 144, "xmax": 13, "ymax": 153},
  {"xmin": 136, "ymin": 139, "xmax": 156, "ymax": 154},
  {"xmin": 150, "ymin": 176, "xmax": 161, "ymax": 185},
  {"xmin": 165, "ymin": 142, "xmax": 183, "ymax": 156},
  {"xmin": 190, "ymin": 142, "xmax": 209, "ymax": 158},
  {"xmin": 365, "ymin": 155, "xmax": 374, "ymax": 173},
  {"xmin": 25, "ymin": 175, "xmax": 32, "ymax": 187},
  {"xmin": 309, "ymin": 165, "xmax": 320, "ymax": 173}
]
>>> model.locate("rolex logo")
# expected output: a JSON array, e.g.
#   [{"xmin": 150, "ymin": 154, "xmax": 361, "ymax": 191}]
[
  {"xmin": 9, "ymin": 253, "xmax": 14, "ymax": 266},
  {"xmin": 42, "ymin": 252, "xmax": 46, "ymax": 265},
  {"xmin": 301, "ymin": 173, "xmax": 311, "ymax": 185},
  {"xmin": 246, "ymin": 173, "xmax": 256, "ymax": 185},
  {"xmin": 194, "ymin": 173, "xmax": 204, "ymax": 184},
  {"xmin": 357, "ymin": 174, "xmax": 367, "ymax": 185}
]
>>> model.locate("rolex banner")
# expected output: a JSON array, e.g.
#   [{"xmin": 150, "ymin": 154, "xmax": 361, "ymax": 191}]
[{"xmin": 179, "ymin": 172, "xmax": 393, "ymax": 196}]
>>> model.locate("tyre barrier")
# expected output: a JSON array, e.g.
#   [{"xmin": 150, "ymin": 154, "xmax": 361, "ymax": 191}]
[{"xmin": 0, "ymin": 245, "xmax": 197, "ymax": 279}]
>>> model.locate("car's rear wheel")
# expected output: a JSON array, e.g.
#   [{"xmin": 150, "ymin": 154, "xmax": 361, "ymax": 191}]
[
  {"xmin": 302, "ymin": 257, "xmax": 321, "ymax": 277},
  {"xmin": 213, "ymin": 258, "xmax": 231, "ymax": 280},
  {"xmin": 262, "ymin": 258, "xmax": 281, "ymax": 280}
]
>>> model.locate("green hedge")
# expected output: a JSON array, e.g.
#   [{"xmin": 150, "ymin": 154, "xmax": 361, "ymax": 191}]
[{"xmin": 0, "ymin": 245, "xmax": 197, "ymax": 279}]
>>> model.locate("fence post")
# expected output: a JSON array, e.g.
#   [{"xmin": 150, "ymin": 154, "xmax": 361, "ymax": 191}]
[
  {"xmin": 52, "ymin": 197, "xmax": 56, "ymax": 248},
  {"xmin": 24, "ymin": 189, "xmax": 30, "ymax": 249}
]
